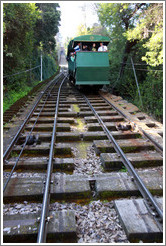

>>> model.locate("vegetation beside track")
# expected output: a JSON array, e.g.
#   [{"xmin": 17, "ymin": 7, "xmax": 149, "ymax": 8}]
[
  {"xmin": 3, "ymin": 3, "xmax": 61, "ymax": 112},
  {"xmin": 3, "ymin": 3, "xmax": 163, "ymax": 121},
  {"xmin": 75, "ymin": 3, "xmax": 163, "ymax": 122},
  {"xmin": 3, "ymin": 71, "xmax": 59, "ymax": 113}
]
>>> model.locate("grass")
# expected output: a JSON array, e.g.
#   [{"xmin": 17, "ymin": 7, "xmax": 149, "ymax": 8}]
[
  {"xmin": 72, "ymin": 104, "xmax": 80, "ymax": 113},
  {"xmin": 76, "ymin": 118, "xmax": 85, "ymax": 132},
  {"xmin": 3, "ymin": 87, "xmax": 31, "ymax": 113},
  {"xmin": 120, "ymin": 165, "xmax": 128, "ymax": 172},
  {"xmin": 3, "ymin": 80, "xmax": 42, "ymax": 113},
  {"xmin": 3, "ymin": 70, "xmax": 59, "ymax": 113}
]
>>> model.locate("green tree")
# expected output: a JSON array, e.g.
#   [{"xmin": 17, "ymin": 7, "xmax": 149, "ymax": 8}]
[
  {"xmin": 88, "ymin": 23, "xmax": 108, "ymax": 36},
  {"xmin": 124, "ymin": 3, "xmax": 163, "ymax": 121},
  {"xmin": 35, "ymin": 3, "xmax": 61, "ymax": 53},
  {"xmin": 96, "ymin": 3, "xmax": 163, "ymax": 121},
  {"xmin": 139, "ymin": 70, "xmax": 163, "ymax": 121},
  {"xmin": 97, "ymin": 3, "xmax": 147, "ymax": 78},
  {"xmin": 33, "ymin": 3, "xmax": 61, "ymax": 81},
  {"xmin": 125, "ymin": 3, "xmax": 163, "ymax": 66},
  {"xmin": 3, "ymin": 3, "xmax": 40, "ymax": 89},
  {"xmin": 3, "ymin": 3, "xmax": 61, "ymax": 112}
]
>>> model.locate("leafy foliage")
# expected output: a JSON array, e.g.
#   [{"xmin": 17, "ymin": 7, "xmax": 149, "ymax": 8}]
[
  {"xmin": 3, "ymin": 3, "xmax": 61, "ymax": 112},
  {"xmin": 35, "ymin": 3, "xmax": 61, "ymax": 53},
  {"xmin": 96, "ymin": 3, "xmax": 163, "ymax": 121},
  {"xmin": 3, "ymin": 3, "xmax": 40, "ymax": 88},
  {"xmin": 89, "ymin": 24, "xmax": 108, "ymax": 36},
  {"xmin": 125, "ymin": 3, "xmax": 163, "ymax": 66},
  {"xmin": 138, "ymin": 70, "xmax": 163, "ymax": 121}
]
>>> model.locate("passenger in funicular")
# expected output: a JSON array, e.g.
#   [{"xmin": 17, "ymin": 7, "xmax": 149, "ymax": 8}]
[
  {"xmin": 74, "ymin": 42, "xmax": 81, "ymax": 51},
  {"xmin": 98, "ymin": 42, "xmax": 108, "ymax": 52},
  {"xmin": 70, "ymin": 53, "xmax": 75, "ymax": 62},
  {"xmin": 82, "ymin": 45, "xmax": 88, "ymax": 51},
  {"xmin": 91, "ymin": 43, "xmax": 97, "ymax": 52}
]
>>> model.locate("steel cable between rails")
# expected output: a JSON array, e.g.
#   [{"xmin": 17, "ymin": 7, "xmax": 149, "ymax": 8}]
[
  {"xmin": 37, "ymin": 74, "xmax": 67, "ymax": 243},
  {"xmin": 3, "ymin": 73, "xmax": 63, "ymax": 161},
  {"xmin": 3, "ymin": 75, "xmax": 63, "ymax": 192},
  {"xmin": 83, "ymin": 95, "xmax": 163, "ymax": 223}
]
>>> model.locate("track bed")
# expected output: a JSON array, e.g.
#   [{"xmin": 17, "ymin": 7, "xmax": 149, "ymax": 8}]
[{"xmin": 3, "ymin": 73, "xmax": 163, "ymax": 243}]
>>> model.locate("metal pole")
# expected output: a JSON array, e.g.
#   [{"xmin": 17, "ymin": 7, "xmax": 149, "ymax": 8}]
[
  {"xmin": 131, "ymin": 57, "xmax": 143, "ymax": 106},
  {"xmin": 41, "ymin": 52, "xmax": 43, "ymax": 81}
]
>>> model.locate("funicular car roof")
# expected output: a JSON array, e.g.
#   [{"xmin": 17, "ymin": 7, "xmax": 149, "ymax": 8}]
[{"xmin": 73, "ymin": 35, "xmax": 110, "ymax": 42}]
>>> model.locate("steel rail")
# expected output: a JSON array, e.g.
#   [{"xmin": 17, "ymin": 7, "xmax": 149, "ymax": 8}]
[
  {"xmin": 100, "ymin": 94, "xmax": 163, "ymax": 152},
  {"xmin": 3, "ymin": 73, "xmax": 62, "ymax": 161},
  {"xmin": 83, "ymin": 95, "xmax": 163, "ymax": 222},
  {"xmin": 37, "ymin": 75, "xmax": 67, "ymax": 243},
  {"xmin": 3, "ymin": 78, "xmax": 59, "ymax": 192}
]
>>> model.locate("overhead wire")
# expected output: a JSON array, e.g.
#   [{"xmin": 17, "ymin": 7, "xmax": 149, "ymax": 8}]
[{"xmin": 3, "ymin": 65, "xmax": 41, "ymax": 78}]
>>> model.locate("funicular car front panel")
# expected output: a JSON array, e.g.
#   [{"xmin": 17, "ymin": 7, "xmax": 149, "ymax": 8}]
[{"xmin": 75, "ymin": 51, "xmax": 110, "ymax": 85}]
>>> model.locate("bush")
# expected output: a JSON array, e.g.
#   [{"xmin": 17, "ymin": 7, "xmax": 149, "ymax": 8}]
[{"xmin": 137, "ymin": 70, "xmax": 163, "ymax": 122}]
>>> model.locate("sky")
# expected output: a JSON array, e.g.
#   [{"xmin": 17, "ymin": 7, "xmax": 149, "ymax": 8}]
[{"xmin": 58, "ymin": 1, "xmax": 99, "ymax": 44}]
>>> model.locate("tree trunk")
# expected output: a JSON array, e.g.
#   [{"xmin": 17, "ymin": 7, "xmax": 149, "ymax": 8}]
[{"xmin": 119, "ymin": 39, "xmax": 138, "ymax": 78}]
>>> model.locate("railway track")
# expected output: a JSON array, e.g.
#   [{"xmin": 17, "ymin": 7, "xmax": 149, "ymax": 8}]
[{"xmin": 3, "ymin": 72, "xmax": 163, "ymax": 243}]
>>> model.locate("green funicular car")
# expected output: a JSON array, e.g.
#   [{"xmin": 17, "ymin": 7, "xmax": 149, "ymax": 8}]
[{"xmin": 67, "ymin": 35, "xmax": 110, "ymax": 88}]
